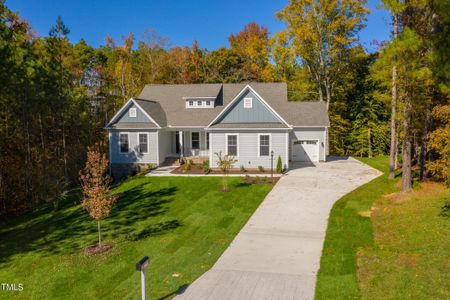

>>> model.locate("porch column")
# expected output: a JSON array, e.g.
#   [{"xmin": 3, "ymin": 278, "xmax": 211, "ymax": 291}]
[{"xmin": 179, "ymin": 130, "xmax": 184, "ymax": 157}]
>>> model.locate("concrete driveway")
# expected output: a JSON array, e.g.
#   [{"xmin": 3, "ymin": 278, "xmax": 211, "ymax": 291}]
[{"xmin": 176, "ymin": 157, "xmax": 381, "ymax": 300}]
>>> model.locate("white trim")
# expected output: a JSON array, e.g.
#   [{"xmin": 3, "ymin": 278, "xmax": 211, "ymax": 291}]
[
  {"xmin": 207, "ymin": 85, "xmax": 291, "ymax": 128},
  {"xmin": 119, "ymin": 132, "xmax": 130, "ymax": 153},
  {"xmin": 182, "ymin": 96, "xmax": 217, "ymax": 99},
  {"xmin": 206, "ymin": 127, "xmax": 291, "ymax": 131},
  {"xmin": 257, "ymin": 133, "xmax": 271, "ymax": 158},
  {"xmin": 209, "ymin": 132, "xmax": 213, "ymax": 165},
  {"xmin": 191, "ymin": 131, "xmax": 200, "ymax": 150},
  {"xmin": 243, "ymin": 97, "xmax": 252, "ymax": 108},
  {"xmin": 285, "ymin": 132, "xmax": 289, "ymax": 169},
  {"xmin": 106, "ymin": 98, "xmax": 161, "ymax": 128},
  {"xmin": 156, "ymin": 131, "xmax": 160, "ymax": 165},
  {"xmin": 225, "ymin": 133, "xmax": 239, "ymax": 157},
  {"xmin": 129, "ymin": 107, "xmax": 137, "ymax": 118},
  {"xmin": 291, "ymin": 139, "xmax": 320, "ymax": 162},
  {"xmin": 137, "ymin": 132, "xmax": 149, "ymax": 154},
  {"xmin": 292, "ymin": 126, "xmax": 330, "ymax": 128}
]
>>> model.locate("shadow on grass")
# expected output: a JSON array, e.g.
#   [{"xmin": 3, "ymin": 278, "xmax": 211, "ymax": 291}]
[
  {"xmin": 0, "ymin": 183, "xmax": 178, "ymax": 265},
  {"xmin": 159, "ymin": 283, "xmax": 189, "ymax": 300}
]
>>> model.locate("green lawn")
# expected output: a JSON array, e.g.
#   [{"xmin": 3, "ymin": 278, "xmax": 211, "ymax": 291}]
[
  {"xmin": 315, "ymin": 156, "xmax": 449, "ymax": 299},
  {"xmin": 0, "ymin": 176, "xmax": 272, "ymax": 299}
]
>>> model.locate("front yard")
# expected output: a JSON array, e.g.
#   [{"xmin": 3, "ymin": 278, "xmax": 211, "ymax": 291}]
[
  {"xmin": 315, "ymin": 156, "xmax": 449, "ymax": 299},
  {"xmin": 0, "ymin": 176, "xmax": 272, "ymax": 299}
]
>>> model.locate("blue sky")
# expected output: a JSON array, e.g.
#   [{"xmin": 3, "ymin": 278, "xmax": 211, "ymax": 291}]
[{"xmin": 7, "ymin": 0, "xmax": 391, "ymax": 52}]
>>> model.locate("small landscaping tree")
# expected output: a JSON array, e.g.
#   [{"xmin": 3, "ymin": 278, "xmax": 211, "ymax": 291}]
[
  {"xmin": 215, "ymin": 151, "xmax": 237, "ymax": 192},
  {"xmin": 276, "ymin": 155, "xmax": 283, "ymax": 173},
  {"xmin": 79, "ymin": 143, "xmax": 117, "ymax": 250}
]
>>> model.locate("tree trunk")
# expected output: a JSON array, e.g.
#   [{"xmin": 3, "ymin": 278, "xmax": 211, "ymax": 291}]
[
  {"xmin": 402, "ymin": 98, "xmax": 413, "ymax": 192},
  {"xmin": 419, "ymin": 103, "xmax": 432, "ymax": 180},
  {"xmin": 389, "ymin": 14, "xmax": 399, "ymax": 180},
  {"xmin": 368, "ymin": 127, "xmax": 372, "ymax": 158},
  {"xmin": 98, "ymin": 220, "xmax": 102, "ymax": 247}
]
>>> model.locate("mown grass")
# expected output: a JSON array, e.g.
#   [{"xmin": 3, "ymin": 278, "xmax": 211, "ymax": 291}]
[
  {"xmin": 315, "ymin": 156, "xmax": 399, "ymax": 299},
  {"xmin": 315, "ymin": 156, "xmax": 449, "ymax": 300},
  {"xmin": 0, "ymin": 176, "xmax": 272, "ymax": 299},
  {"xmin": 358, "ymin": 181, "xmax": 449, "ymax": 299}
]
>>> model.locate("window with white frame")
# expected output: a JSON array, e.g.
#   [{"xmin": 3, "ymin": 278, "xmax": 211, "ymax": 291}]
[
  {"xmin": 206, "ymin": 132, "xmax": 210, "ymax": 150},
  {"xmin": 129, "ymin": 107, "xmax": 137, "ymax": 117},
  {"xmin": 259, "ymin": 134, "xmax": 270, "ymax": 156},
  {"xmin": 227, "ymin": 135, "xmax": 238, "ymax": 156},
  {"xmin": 191, "ymin": 132, "xmax": 200, "ymax": 149},
  {"xmin": 189, "ymin": 100, "xmax": 194, "ymax": 107},
  {"xmin": 119, "ymin": 133, "xmax": 129, "ymax": 153},
  {"xmin": 244, "ymin": 97, "xmax": 252, "ymax": 108},
  {"xmin": 197, "ymin": 100, "xmax": 202, "ymax": 106},
  {"xmin": 206, "ymin": 100, "xmax": 211, "ymax": 106},
  {"xmin": 138, "ymin": 133, "xmax": 148, "ymax": 153}
]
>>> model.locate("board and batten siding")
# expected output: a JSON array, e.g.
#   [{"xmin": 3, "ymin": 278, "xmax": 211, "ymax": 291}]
[
  {"xmin": 116, "ymin": 103, "xmax": 151, "ymax": 123},
  {"xmin": 109, "ymin": 130, "xmax": 158, "ymax": 164},
  {"xmin": 290, "ymin": 127, "xmax": 326, "ymax": 161},
  {"xmin": 216, "ymin": 90, "xmax": 282, "ymax": 124},
  {"xmin": 210, "ymin": 130, "xmax": 289, "ymax": 169}
]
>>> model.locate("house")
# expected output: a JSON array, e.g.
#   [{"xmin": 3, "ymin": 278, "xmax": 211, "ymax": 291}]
[{"xmin": 106, "ymin": 82, "xmax": 330, "ymax": 178}]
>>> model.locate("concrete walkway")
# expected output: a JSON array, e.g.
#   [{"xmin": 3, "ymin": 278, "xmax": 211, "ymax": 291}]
[{"xmin": 175, "ymin": 157, "xmax": 381, "ymax": 300}]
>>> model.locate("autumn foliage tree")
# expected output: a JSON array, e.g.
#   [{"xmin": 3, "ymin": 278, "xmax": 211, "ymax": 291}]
[
  {"xmin": 79, "ymin": 143, "xmax": 117, "ymax": 248},
  {"xmin": 215, "ymin": 152, "xmax": 237, "ymax": 192}
]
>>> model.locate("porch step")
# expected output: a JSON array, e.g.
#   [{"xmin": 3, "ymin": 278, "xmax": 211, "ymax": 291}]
[{"xmin": 161, "ymin": 157, "xmax": 180, "ymax": 167}]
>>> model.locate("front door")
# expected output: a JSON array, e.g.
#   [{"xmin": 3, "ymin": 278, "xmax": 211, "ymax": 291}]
[{"xmin": 175, "ymin": 131, "xmax": 180, "ymax": 154}]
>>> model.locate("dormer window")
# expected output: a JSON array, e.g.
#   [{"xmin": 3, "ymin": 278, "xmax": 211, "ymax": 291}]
[
  {"xmin": 197, "ymin": 100, "xmax": 202, "ymax": 106},
  {"xmin": 189, "ymin": 100, "xmax": 194, "ymax": 107},
  {"xmin": 206, "ymin": 100, "xmax": 211, "ymax": 106},
  {"xmin": 185, "ymin": 97, "xmax": 216, "ymax": 108},
  {"xmin": 244, "ymin": 97, "xmax": 252, "ymax": 108},
  {"xmin": 129, "ymin": 107, "xmax": 137, "ymax": 117}
]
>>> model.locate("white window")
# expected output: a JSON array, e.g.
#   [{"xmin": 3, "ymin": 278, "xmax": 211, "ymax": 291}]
[
  {"xmin": 206, "ymin": 100, "xmax": 211, "ymax": 106},
  {"xmin": 226, "ymin": 134, "xmax": 238, "ymax": 156},
  {"xmin": 138, "ymin": 133, "xmax": 148, "ymax": 153},
  {"xmin": 197, "ymin": 100, "xmax": 202, "ymax": 106},
  {"xmin": 189, "ymin": 100, "xmax": 194, "ymax": 107},
  {"xmin": 244, "ymin": 97, "xmax": 252, "ymax": 108},
  {"xmin": 259, "ymin": 134, "xmax": 270, "ymax": 156},
  {"xmin": 119, "ymin": 133, "xmax": 129, "ymax": 153},
  {"xmin": 191, "ymin": 132, "xmax": 200, "ymax": 149},
  {"xmin": 129, "ymin": 107, "xmax": 137, "ymax": 117}
]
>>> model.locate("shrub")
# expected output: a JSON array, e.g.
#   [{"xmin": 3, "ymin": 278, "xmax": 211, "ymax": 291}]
[
  {"xmin": 240, "ymin": 165, "xmax": 247, "ymax": 172},
  {"xmin": 258, "ymin": 166, "xmax": 265, "ymax": 173},
  {"xmin": 202, "ymin": 160, "xmax": 210, "ymax": 173},
  {"xmin": 276, "ymin": 155, "xmax": 283, "ymax": 173},
  {"xmin": 183, "ymin": 160, "xmax": 192, "ymax": 172},
  {"xmin": 215, "ymin": 151, "xmax": 237, "ymax": 192}
]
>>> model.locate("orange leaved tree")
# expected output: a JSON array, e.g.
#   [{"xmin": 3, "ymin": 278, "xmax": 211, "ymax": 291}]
[{"xmin": 79, "ymin": 143, "xmax": 117, "ymax": 248}]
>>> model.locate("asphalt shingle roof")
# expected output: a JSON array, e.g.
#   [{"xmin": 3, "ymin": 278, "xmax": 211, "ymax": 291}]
[{"xmin": 136, "ymin": 82, "xmax": 329, "ymax": 127}]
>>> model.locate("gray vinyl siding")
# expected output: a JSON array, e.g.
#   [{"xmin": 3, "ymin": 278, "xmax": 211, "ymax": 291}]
[
  {"xmin": 117, "ymin": 103, "xmax": 151, "ymax": 123},
  {"xmin": 210, "ymin": 130, "xmax": 289, "ymax": 169},
  {"xmin": 216, "ymin": 90, "xmax": 282, "ymax": 124},
  {"xmin": 290, "ymin": 127, "xmax": 326, "ymax": 161},
  {"xmin": 109, "ymin": 130, "xmax": 158, "ymax": 164},
  {"xmin": 158, "ymin": 130, "xmax": 172, "ymax": 164}
]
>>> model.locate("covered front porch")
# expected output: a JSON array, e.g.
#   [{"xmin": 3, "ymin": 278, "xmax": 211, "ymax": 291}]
[{"xmin": 159, "ymin": 128, "xmax": 210, "ymax": 163}]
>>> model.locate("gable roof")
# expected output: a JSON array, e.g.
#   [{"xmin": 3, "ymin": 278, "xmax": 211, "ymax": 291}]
[{"xmin": 118, "ymin": 82, "xmax": 331, "ymax": 128}]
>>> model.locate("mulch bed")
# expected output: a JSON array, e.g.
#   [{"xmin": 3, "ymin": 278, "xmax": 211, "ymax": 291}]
[
  {"xmin": 172, "ymin": 164, "xmax": 282, "ymax": 176},
  {"xmin": 84, "ymin": 244, "xmax": 112, "ymax": 256}
]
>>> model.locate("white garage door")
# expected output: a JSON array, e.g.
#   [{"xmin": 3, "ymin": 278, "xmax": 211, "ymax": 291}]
[{"xmin": 293, "ymin": 140, "xmax": 319, "ymax": 162}]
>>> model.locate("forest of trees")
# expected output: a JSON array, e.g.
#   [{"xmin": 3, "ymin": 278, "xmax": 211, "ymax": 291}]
[{"xmin": 0, "ymin": 0, "xmax": 448, "ymax": 218}]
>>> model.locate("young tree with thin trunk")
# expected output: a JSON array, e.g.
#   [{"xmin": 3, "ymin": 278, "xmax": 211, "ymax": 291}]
[
  {"xmin": 215, "ymin": 152, "xmax": 237, "ymax": 192},
  {"xmin": 79, "ymin": 143, "xmax": 117, "ymax": 248}
]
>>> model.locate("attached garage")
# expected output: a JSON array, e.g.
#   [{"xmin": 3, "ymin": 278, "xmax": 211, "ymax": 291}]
[
  {"xmin": 290, "ymin": 127, "xmax": 327, "ymax": 162},
  {"xmin": 292, "ymin": 140, "xmax": 319, "ymax": 162}
]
